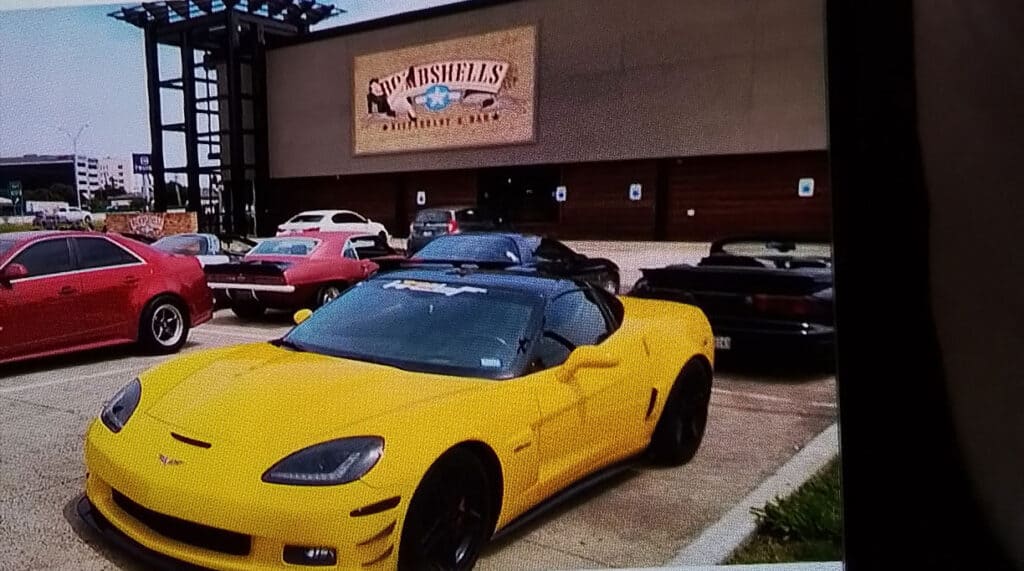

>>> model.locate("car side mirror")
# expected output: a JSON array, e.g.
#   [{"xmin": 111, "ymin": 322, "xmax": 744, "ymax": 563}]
[
  {"xmin": 1, "ymin": 263, "xmax": 28, "ymax": 283},
  {"xmin": 293, "ymin": 308, "xmax": 313, "ymax": 325},
  {"xmin": 558, "ymin": 345, "xmax": 620, "ymax": 382}
]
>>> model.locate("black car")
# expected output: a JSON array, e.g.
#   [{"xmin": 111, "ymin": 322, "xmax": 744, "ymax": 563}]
[
  {"xmin": 407, "ymin": 232, "xmax": 622, "ymax": 294},
  {"xmin": 629, "ymin": 237, "xmax": 834, "ymax": 363},
  {"xmin": 407, "ymin": 205, "xmax": 504, "ymax": 253}
]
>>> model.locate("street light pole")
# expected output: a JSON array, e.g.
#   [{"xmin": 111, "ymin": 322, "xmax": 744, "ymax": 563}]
[{"xmin": 59, "ymin": 124, "xmax": 89, "ymax": 209}]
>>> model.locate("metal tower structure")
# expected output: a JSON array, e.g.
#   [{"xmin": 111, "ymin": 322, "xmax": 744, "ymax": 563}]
[{"xmin": 111, "ymin": 0, "xmax": 341, "ymax": 235}]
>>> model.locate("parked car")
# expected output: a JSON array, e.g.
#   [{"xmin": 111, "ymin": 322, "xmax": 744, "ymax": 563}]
[
  {"xmin": 78, "ymin": 265, "xmax": 713, "ymax": 570},
  {"xmin": 204, "ymin": 232, "xmax": 400, "ymax": 319},
  {"xmin": 0, "ymin": 231, "xmax": 213, "ymax": 365},
  {"xmin": 407, "ymin": 205, "xmax": 504, "ymax": 253},
  {"xmin": 275, "ymin": 210, "xmax": 389, "ymax": 239},
  {"xmin": 150, "ymin": 233, "xmax": 256, "ymax": 267},
  {"xmin": 629, "ymin": 236, "xmax": 834, "ymax": 363},
  {"xmin": 408, "ymin": 232, "xmax": 622, "ymax": 293}
]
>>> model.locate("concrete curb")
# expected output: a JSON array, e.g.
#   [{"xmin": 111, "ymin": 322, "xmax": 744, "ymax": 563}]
[{"xmin": 667, "ymin": 423, "xmax": 840, "ymax": 566}]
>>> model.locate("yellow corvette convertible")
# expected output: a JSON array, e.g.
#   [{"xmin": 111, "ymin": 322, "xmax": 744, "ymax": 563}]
[{"xmin": 78, "ymin": 267, "xmax": 714, "ymax": 570}]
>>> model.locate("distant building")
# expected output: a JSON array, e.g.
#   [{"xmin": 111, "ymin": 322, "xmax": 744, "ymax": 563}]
[
  {"xmin": 0, "ymin": 154, "xmax": 100, "ymax": 203},
  {"xmin": 98, "ymin": 156, "xmax": 137, "ymax": 194}
]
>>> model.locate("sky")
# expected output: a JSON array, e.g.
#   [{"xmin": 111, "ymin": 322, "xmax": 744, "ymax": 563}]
[{"xmin": 0, "ymin": 0, "xmax": 466, "ymax": 170}]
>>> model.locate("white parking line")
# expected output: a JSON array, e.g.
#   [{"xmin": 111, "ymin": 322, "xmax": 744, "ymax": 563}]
[
  {"xmin": 712, "ymin": 387, "xmax": 836, "ymax": 409},
  {"xmin": 0, "ymin": 366, "xmax": 139, "ymax": 394}
]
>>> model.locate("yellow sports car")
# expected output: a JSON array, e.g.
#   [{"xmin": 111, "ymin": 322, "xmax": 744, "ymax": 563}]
[{"xmin": 78, "ymin": 267, "xmax": 714, "ymax": 570}]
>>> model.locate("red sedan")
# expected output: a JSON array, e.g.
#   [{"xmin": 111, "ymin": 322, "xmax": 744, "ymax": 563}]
[
  {"xmin": 0, "ymin": 231, "xmax": 214, "ymax": 366},
  {"xmin": 205, "ymin": 232, "xmax": 400, "ymax": 319}
]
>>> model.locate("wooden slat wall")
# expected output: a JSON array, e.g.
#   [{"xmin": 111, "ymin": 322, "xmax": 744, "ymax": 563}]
[
  {"xmin": 267, "ymin": 151, "xmax": 831, "ymax": 240},
  {"xmin": 556, "ymin": 160, "xmax": 658, "ymax": 240},
  {"xmin": 664, "ymin": 151, "xmax": 831, "ymax": 241}
]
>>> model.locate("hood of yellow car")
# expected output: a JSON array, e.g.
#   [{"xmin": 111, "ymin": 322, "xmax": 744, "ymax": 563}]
[{"xmin": 144, "ymin": 343, "xmax": 484, "ymax": 448}]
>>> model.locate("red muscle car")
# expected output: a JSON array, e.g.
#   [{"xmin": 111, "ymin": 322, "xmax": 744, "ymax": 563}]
[
  {"xmin": 204, "ymin": 232, "xmax": 401, "ymax": 319},
  {"xmin": 0, "ymin": 231, "xmax": 214, "ymax": 366}
]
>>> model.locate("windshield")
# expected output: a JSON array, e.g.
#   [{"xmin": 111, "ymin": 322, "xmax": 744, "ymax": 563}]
[
  {"xmin": 415, "ymin": 234, "xmax": 522, "ymax": 263},
  {"xmin": 282, "ymin": 278, "xmax": 540, "ymax": 379},
  {"xmin": 415, "ymin": 210, "xmax": 451, "ymax": 223},
  {"xmin": 152, "ymin": 235, "xmax": 208, "ymax": 256},
  {"xmin": 718, "ymin": 241, "xmax": 832, "ymax": 258},
  {"xmin": 249, "ymin": 238, "xmax": 320, "ymax": 257},
  {"xmin": 288, "ymin": 214, "xmax": 325, "ymax": 223}
]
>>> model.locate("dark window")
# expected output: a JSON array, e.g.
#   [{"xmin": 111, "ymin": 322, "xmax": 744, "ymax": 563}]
[
  {"xmin": 534, "ymin": 238, "xmax": 579, "ymax": 263},
  {"xmin": 415, "ymin": 234, "xmax": 522, "ymax": 263},
  {"xmin": 282, "ymin": 278, "xmax": 540, "ymax": 379},
  {"xmin": 75, "ymin": 238, "xmax": 139, "ymax": 269},
  {"xmin": 348, "ymin": 236, "xmax": 395, "ymax": 259},
  {"xmin": 544, "ymin": 290, "xmax": 611, "ymax": 348},
  {"xmin": 531, "ymin": 334, "xmax": 571, "ymax": 370},
  {"xmin": 10, "ymin": 239, "xmax": 74, "ymax": 277},
  {"xmin": 414, "ymin": 210, "xmax": 452, "ymax": 224},
  {"xmin": 332, "ymin": 212, "xmax": 365, "ymax": 224}
]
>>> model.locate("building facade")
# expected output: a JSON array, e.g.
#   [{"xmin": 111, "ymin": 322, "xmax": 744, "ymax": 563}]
[
  {"xmin": 98, "ymin": 156, "xmax": 138, "ymax": 194},
  {"xmin": 259, "ymin": 0, "xmax": 829, "ymax": 241}
]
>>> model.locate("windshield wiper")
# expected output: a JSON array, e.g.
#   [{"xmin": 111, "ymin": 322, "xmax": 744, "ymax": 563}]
[{"xmin": 271, "ymin": 338, "xmax": 307, "ymax": 352}]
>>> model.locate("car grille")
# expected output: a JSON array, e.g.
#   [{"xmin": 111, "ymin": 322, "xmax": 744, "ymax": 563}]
[{"xmin": 112, "ymin": 489, "xmax": 251, "ymax": 556}]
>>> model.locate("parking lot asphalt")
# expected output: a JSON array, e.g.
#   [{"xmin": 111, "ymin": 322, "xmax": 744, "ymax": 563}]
[{"xmin": 0, "ymin": 242, "xmax": 836, "ymax": 570}]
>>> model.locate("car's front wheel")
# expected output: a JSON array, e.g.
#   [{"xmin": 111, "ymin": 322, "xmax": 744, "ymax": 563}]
[
  {"xmin": 139, "ymin": 296, "xmax": 190, "ymax": 354},
  {"xmin": 648, "ymin": 360, "xmax": 712, "ymax": 466},
  {"xmin": 398, "ymin": 449, "xmax": 495, "ymax": 570}
]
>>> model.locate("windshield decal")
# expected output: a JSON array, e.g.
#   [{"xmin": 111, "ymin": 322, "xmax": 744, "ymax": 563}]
[
  {"xmin": 480, "ymin": 358, "xmax": 502, "ymax": 368},
  {"xmin": 381, "ymin": 279, "xmax": 487, "ymax": 296}
]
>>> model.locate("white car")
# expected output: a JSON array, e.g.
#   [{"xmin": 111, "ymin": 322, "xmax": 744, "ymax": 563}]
[
  {"xmin": 54, "ymin": 205, "xmax": 92, "ymax": 224},
  {"xmin": 275, "ymin": 210, "xmax": 390, "ymax": 238}
]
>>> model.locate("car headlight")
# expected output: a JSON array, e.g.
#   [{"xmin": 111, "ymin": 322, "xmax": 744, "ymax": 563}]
[
  {"xmin": 262, "ymin": 436, "xmax": 384, "ymax": 486},
  {"xmin": 100, "ymin": 378, "xmax": 141, "ymax": 433}
]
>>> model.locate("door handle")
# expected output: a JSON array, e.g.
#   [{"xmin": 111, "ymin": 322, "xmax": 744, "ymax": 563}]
[
  {"xmin": 124, "ymin": 276, "xmax": 140, "ymax": 285},
  {"xmin": 59, "ymin": 286, "xmax": 77, "ymax": 296}
]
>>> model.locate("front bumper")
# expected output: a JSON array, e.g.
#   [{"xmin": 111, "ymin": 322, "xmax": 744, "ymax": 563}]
[{"xmin": 82, "ymin": 420, "xmax": 404, "ymax": 570}]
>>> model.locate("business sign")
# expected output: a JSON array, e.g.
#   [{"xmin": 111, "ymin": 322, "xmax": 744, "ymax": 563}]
[
  {"xmin": 416, "ymin": 190, "xmax": 427, "ymax": 206},
  {"xmin": 353, "ymin": 26, "xmax": 537, "ymax": 156},
  {"xmin": 798, "ymin": 177, "xmax": 815, "ymax": 198},
  {"xmin": 132, "ymin": 153, "xmax": 152, "ymax": 174},
  {"xmin": 629, "ymin": 183, "xmax": 642, "ymax": 201},
  {"xmin": 554, "ymin": 186, "xmax": 567, "ymax": 203}
]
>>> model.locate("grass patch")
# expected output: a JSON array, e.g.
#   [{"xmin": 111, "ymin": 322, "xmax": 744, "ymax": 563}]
[
  {"xmin": 0, "ymin": 223, "xmax": 34, "ymax": 234},
  {"xmin": 727, "ymin": 458, "xmax": 842, "ymax": 564}
]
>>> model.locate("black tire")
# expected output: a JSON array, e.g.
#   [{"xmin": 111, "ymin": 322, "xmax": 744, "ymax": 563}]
[
  {"xmin": 648, "ymin": 360, "xmax": 713, "ymax": 466},
  {"xmin": 231, "ymin": 302, "xmax": 266, "ymax": 320},
  {"xmin": 398, "ymin": 449, "xmax": 496, "ymax": 571},
  {"xmin": 138, "ymin": 296, "xmax": 190, "ymax": 355},
  {"xmin": 315, "ymin": 283, "xmax": 346, "ymax": 308}
]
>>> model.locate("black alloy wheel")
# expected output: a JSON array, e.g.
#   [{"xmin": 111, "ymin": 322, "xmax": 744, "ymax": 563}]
[
  {"xmin": 648, "ymin": 361, "xmax": 713, "ymax": 466},
  {"xmin": 398, "ymin": 449, "xmax": 495, "ymax": 571},
  {"xmin": 139, "ymin": 296, "xmax": 190, "ymax": 354}
]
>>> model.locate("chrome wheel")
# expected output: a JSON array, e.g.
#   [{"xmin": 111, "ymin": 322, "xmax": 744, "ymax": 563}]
[
  {"xmin": 151, "ymin": 303, "xmax": 184, "ymax": 347},
  {"xmin": 319, "ymin": 285, "xmax": 342, "ymax": 306}
]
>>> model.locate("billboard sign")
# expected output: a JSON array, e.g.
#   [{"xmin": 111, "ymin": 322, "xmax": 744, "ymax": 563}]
[
  {"xmin": 353, "ymin": 26, "xmax": 537, "ymax": 156},
  {"xmin": 132, "ymin": 153, "xmax": 152, "ymax": 174}
]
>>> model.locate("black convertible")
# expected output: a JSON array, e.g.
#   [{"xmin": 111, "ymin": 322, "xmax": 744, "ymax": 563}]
[
  {"xmin": 629, "ymin": 237, "xmax": 834, "ymax": 364},
  {"xmin": 403, "ymin": 232, "xmax": 622, "ymax": 294}
]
